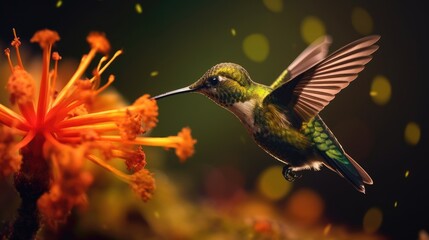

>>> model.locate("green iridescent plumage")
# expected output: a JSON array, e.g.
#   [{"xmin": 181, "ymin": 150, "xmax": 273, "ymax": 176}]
[{"xmin": 154, "ymin": 35, "xmax": 379, "ymax": 193}]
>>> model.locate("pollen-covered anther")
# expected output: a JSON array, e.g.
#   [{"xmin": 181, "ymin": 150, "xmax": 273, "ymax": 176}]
[
  {"xmin": 133, "ymin": 94, "xmax": 159, "ymax": 131},
  {"xmin": 7, "ymin": 66, "xmax": 35, "ymax": 105},
  {"xmin": 129, "ymin": 169, "xmax": 156, "ymax": 202},
  {"xmin": 175, "ymin": 127, "xmax": 197, "ymax": 162},
  {"xmin": 86, "ymin": 32, "xmax": 110, "ymax": 54},
  {"xmin": 30, "ymin": 29, "xmax": 60, "ymax": 49},
  {"xmin": 11, "ymin": 34, "xmax": 21, "ymax": 48},
  {"xmin": 115, "ymin": 146, "xmax": 146, "ymax": 172},
  {"xmin": 118, "ymin": 109, "xmax": 144, "ymax": 140},
  {"xmin": 52, "ymin": 51, "xmax": 62, "ymax": 61}
]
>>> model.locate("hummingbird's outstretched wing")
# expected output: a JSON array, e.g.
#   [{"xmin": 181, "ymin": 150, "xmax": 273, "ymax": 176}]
[
  {"xmin": 270, "ymin": 36, "xmax": 332, "ymax": 89},
  {"xmin": 265, "ymin": 35, "xmax": 380, "ymax": 122}
]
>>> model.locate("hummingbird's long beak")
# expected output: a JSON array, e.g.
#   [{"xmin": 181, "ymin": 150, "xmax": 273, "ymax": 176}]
[{"xmin": 152, "ymin": 86, "xmax": 195, "ymax": 100}]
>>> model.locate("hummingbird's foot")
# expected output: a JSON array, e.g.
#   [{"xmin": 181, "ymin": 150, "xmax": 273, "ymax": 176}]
[{"xmin": 282, "ymin": 165, "xmax": 301, "ymax": 182}]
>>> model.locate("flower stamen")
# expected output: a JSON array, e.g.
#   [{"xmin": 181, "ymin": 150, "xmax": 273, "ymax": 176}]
[
  {"xmin": 30, "ymin": 29, "xmax": 61, "ymax": 124},
  {"xmin": 53, "ymin": 32, "xmax": 110, "ymax": 107},
  {"xmin": 86, "ymin": 153, "xmax": 130, "ymax": 181},
  {"xmin": 4, "ymin": 48, "xmax": 14, "ymax": 73},
  {"xmin": 95, "ymin": 75, "xmax": 115, "ymax": 95},
  {"xmin": 11, "ymin": 28, "xmax": 24, "ymax": 69},
  {"xmin": 53, "ymin": 48, "xmax": 97, "ymax": 107},
  {"xmin": 0, "ymin": 104, "xmax": 29, "ymax": 130},
  {"xmin": 87, "ymin": 154, "xmax": 155, "ymax": 201},
  {"xmin": 94, "ymin": 50, "xmax": 123, "ymax": 77},
  {"xmin": 50, "ymin": 52, "xmax": 62, "ymax": 104}
]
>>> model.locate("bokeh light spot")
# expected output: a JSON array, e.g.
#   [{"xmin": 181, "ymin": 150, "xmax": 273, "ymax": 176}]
[
  {"xmin": 394, "ymin": 201, "xmax": 398, "ymax": 208},
  {"xmin": 363, "ymin": 207, "xmax": 383, "ymax": 233},
  {"xmin": 135, "ymin": 3, "xmax": 143, "ymax": 14},
  {"xmin": 404, "ymin": 122, "xmax": 421, "ymax": 146},
  {"xmin": 231, "ymin": 28, "xmax": 237, "ymax": 37},
  {"xmin": 351, "ymin": 7, "xmax": 373, "ymax": 35},
  {"xmin": 286, "ymin": 189, "xmax": 324, "ymax": 226},
  {"xmin": 300, "ymin": 16, "xmax": 326, "ymax": 44},
  {"xmin": 243, "ymin": 34, "xmax": 270, "ymax": 62},
  {"xmin": 370, "ymin": 75, "xmax": 392, "ymax": 105},
  {"xmin": 258, "ymin": 166, "xmax": 292, "ymax": 200},
  {"xmin": 56, "ymin": 0, "xmax": 63, "ymax": 8},
  {"xmin": 323, "ymin": 224, "xmax": 332, "ymax": 236},
  {"xmin": 405, "ymin": 170, "xmax": 410, "ymax": 178},
  {"xmin": 262, "ymin": 0, "xmax": 283, "ymax": 13},
  {"xmin": 150, "ymin": 71, "xmax": 159, "ymax": 77}
]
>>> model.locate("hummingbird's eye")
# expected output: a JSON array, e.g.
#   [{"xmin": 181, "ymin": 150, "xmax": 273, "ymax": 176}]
[{"xmin": 207, "ymin": 76, "xmax": 220, "ymax": 86}]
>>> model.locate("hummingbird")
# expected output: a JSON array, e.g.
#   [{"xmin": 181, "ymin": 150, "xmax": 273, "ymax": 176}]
[{"xmin": 153, "ymin": 35, "xmax": 379, "ymax": 193}]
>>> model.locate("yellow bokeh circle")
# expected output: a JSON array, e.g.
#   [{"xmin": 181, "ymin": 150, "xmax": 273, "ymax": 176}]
[
  {"xmin": 404, "ymin": 122, "xmax": 421, "ymax": 146},
  {"xmin": 262, "ymin": 0, "xmax": 283, "ymax": 13},
  {"xmin": 300, "ymin": 16, "xmax": 326, "ymax": 44},
  {"xmin": 258, "ymin": 166, "xmax": 292, "ymax": 200},
  {"xmin": 351, "ymin": 7, "xmax": 373, "ymax": 35},
  {"xmin": 363, "ymin": 207, "xmax": 383, "ymax": 233},
  {"xmin": 243, "ymin": 33, "xmax": 270, "ymax": 62},
  {"xmin": 370, "ymin": 75, "xmax": 392, "ymax": 105}
]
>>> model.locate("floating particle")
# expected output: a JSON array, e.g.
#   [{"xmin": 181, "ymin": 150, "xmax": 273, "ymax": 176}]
[
  {"xmin": 262, "ymin": 0, "xmax": 283, "ymax": 13},
  {"xmin": 153, "ymin": 211, "xmax": 160, "ymax": 219},
  {"xmin": 370, "ymin": 75, "xmax": 392, "ymax": 105},
  {"xmin": 300, "ymin": 16, "xmax": 326, "ymax": 44},
  {"xmin": 363, "ymin": 207, "xmax": 383, "ymax": 233},
  {"xmin": 243, "ymin": 33, "xmax": 270, "ymax": 62},
  {"xmin": 405, "ymin": 170, "xmax": 410, "ymax": 178},
  {"xmin": 258, "ymin": 166, "xmax": 292, "ymax": 200},
  {"xmin": 404, "ymin": 122, "xmax": 421, "ymax": 146},
  {"xmin": 394, "ymin": 201, "xmax": 398, "ymax": 208},
  {"xmin": 351, "ymin": 7, "xmax": 374, "ymax": 35},
  {"xmin": 150, "ymin": 71, "xmax": 159, "ymax": 77},
  {"xmin": 56, "ymin": 0, "xmax": 63, "ymax": 8},
  {"xmin": 231, "ymin": 28, "xmax": 237, "ymax": 37},
  {"xmin": 135, "ymin": 3, "xmax": 143, "ymax": 14}
]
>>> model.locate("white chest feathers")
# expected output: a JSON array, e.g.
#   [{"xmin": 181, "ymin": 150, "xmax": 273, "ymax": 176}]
[{"xmin": 227, "ymin": 99, "xmax": 256, "ymax": 131}]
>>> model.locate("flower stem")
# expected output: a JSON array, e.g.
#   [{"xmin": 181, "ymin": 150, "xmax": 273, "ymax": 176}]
[{"xmin": 9, "ymin": 134, "xmax": 51, "ymax": 240}]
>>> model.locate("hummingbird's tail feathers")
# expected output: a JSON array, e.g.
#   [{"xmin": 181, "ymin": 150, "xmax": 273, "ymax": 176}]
[
  {"xmin": 304, "ymin": 116, "xmax": 372, "ymax": 193},
  {"xmin": 322, "ymin": 152, "xmax": 366, "ymax": 194},
  {"xmin": 345, "ymin": 153, "xmax": 373, "ymax": 185},
  {"xmin": 270, "ymin": 36, "xmax": 332, "ymax": 89}
]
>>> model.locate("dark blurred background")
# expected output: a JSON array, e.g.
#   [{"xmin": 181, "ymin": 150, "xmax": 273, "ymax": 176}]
[{"xmin": 1, "ymin": 0, "xmax": 428, "ymax": 239}]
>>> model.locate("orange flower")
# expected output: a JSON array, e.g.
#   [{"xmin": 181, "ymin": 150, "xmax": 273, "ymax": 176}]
[{"xmin": 0, "ymin": 29, "xmax": 197, "ymax": 227}]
